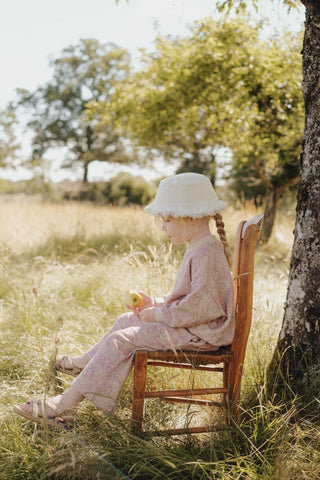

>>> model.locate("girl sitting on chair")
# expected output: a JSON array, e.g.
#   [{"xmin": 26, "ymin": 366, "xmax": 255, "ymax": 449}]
[{"xmin": 15, "ymin": 172, "xmax": 234, "ymax": 428}]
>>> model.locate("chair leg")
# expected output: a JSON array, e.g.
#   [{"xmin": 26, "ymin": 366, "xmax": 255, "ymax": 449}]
[
  {"xmin": 229, "ymin": 390, "xmax": 241, "ymax": 425},
  {"xmin": 132, "ymin": 351, "xmax": 148, "ymax": 431},
  {"xmin": 223, "ymin": 362, "xmax": 231, "ymax": 425},
  {"xmin": 227, "ymin": 363, "xmax": 242, "ymax": 425}
]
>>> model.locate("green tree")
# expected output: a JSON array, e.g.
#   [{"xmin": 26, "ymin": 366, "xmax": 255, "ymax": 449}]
[
  {"xmin": 99, "ymin": 17, "xmax": 303, "ymax": 239},
  {"xmin": 229, "ymin": 30, "xmax": 303, "ymax": 241},
  {"xmin": 105, "ymin": 18, "xmax": 263, "ymax": 185},
  {"xmin": 17, "ymin": 38, "xmax": 132, "ymax": 183},
  {"xmin": 0, "ymin": 107, "xmax": 20, "ymax": 169},
  {"xmin": 219, "ymin": 0, "xmax": 320, "ymax": 398}
]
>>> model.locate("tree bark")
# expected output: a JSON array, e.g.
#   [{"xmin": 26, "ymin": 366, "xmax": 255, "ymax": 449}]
[{"xmin": 269, "ymin": 2, "xmax": 320, "ymax": 395}]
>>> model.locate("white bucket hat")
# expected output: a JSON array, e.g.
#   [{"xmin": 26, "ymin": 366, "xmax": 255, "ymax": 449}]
[{"xmin": 144, "ymin": 172, "xmax": 226, "ymax": 218}]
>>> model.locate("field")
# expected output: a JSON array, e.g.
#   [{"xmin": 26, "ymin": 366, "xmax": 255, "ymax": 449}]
[{"xmin": 1, "ymin": 196, "xmax": 319, "ymax": 480}]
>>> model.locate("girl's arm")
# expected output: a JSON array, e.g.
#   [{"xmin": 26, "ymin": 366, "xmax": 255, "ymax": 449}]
[{"xmin": 154, "ymin": 253, "xmax": 232, "ymax": 328}]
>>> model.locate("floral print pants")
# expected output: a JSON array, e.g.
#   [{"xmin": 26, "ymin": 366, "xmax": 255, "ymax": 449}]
[{"xmin": 70, "ymin": 312, "xmax": 211, "ymax": 412}]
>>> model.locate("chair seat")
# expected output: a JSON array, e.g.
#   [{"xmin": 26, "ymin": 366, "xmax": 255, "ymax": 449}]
[{"xmin": 144, "ymin": 345, "xmax": 233, "ymax": 366}]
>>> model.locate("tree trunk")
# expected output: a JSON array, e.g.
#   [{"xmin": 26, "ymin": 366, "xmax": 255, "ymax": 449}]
[
  {"xmin": 83, "ymin": 162, "xmax": 89, "ymax": 184},
  {"xmin": 260, "ymin": 186, "xmax": 285, "ymax": 243},
  {"xmin": 268, "ymin": 2, "xmax": 320, "ymax": 395},
  {"xmin": 83, "ymin": 124, "xmax": 94, "ymax": 184}
]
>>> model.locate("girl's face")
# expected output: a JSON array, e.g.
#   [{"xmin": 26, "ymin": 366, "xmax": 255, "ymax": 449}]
[{"xmin": 161, "ymin": 216, "xmax": 191, "ymax": 245}]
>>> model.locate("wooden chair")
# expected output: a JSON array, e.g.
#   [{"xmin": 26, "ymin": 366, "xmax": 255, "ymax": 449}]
[{"xmin": 132, "ymin": 214, "xmax": 264, "ymax": 435}]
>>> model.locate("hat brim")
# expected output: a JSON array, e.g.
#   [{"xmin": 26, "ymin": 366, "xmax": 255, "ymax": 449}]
[{"xmin": 144, "ymin": 200, "xmax": 226, "ymax": 218}]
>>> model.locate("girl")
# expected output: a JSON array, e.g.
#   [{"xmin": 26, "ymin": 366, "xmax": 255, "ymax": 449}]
[{"xmin": 14, "ymin": 172, "xmax": 234, "ymax": 427}]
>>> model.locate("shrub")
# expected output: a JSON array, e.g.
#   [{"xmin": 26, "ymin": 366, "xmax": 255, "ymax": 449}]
[{"xmin": 89, "ymin": 172, "xmax": 156, "ymax": 206}]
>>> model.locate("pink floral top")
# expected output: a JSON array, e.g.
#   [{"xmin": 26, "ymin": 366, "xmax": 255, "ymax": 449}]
[{"xmin": 154, "ymin": 235, "xmax": 234, "ymax": 347}]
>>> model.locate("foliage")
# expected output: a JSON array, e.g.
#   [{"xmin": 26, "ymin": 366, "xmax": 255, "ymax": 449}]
[
  {"xmin": 230, "ymin": 30, "xmax": 303, "ymax": 174},
  {"xmin": 230, "ymin": 28, "xmax": 303, "ymax": 240},
  {"xmin": 17, "ymin": 39, "xmax": 133, "ymax": 183},
  {"xmin": 100, "ymin": 17, "xmax": 268, "ymax": 172},
  {"xmin": 228, "ymin": 26, "xmax": 302, "ymax": 240},
  {"xmin": 228, "ymin": 161, "xmax": 267, "ymax": 207},
  {"xmin": 216, "ymin": 0, "xmax": 301, "ymax": 14},
  {"xmin": 95, "ymin": 15, "xmax": 303, "ymax": 224},
  {"xmin": 0, "ymin": 107, "xmax": 20, "ymax": 168},
  {"xmin": 88, "ymin": 172, "xmax": 156, "ymax": 206}
]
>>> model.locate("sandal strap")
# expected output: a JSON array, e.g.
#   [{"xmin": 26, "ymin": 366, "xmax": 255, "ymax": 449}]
[
  {"xmin": 27, "ymin": 397, "xmax": 73, "ymax": 419},
  {"xmin": 58, "ymin": 355, "xmax": 73, "ymax": 370},
  {"xmin": 16, "ymin": 398, "xmax": 75, "ymax": 427},
  {"xmin": 27, "ymin": 399, "xmax": 40, "ymax": 418}
]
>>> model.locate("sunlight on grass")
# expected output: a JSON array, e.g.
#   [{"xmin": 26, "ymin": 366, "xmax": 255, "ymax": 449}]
[{"xmin": 1, "ymin": 197, "xmax": 319, "ymax": 480}]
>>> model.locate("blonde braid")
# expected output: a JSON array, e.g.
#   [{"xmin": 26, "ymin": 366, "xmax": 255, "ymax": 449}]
[{"xmin": 213, "ymin": 213, "xmax": 233, "ymax": 268}]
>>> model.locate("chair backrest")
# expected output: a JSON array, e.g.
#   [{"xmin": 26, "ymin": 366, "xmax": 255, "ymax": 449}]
[{"xmin": 229, "ymin": 214, "xmax": 264, "ymax": 403}]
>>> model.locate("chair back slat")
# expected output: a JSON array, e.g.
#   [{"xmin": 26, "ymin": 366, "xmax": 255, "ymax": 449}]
[{"xmin": 229, "ymin": 214, "xmax": 264, "ymax": 407}]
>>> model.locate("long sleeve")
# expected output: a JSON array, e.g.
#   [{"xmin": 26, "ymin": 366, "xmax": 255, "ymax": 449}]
[{"xmin": 154, "ymin": 235, "xmax": 234, "ymax": 347}]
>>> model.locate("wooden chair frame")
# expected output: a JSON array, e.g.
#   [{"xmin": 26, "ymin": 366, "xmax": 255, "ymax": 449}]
[{"xmin": 132, "ymin": 215, "xmax": 264, "ymax": 435}]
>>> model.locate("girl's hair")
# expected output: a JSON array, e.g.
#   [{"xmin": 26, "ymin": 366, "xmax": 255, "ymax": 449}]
[{"xmin": 213, "ymin": 213, "xmax": 233, "ymax": 268}]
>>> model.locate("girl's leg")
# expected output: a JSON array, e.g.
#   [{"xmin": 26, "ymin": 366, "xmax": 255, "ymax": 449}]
[
  {"xmin": 18, "ymin": 314, "xmax": 139, "ymax": 418},
  {"xmin": 27, "ymin": 312, "xmax": 209, "ymax": 418},
  {"xmin": 68, "ymin": 314, "xmax": 202, "ymax": 412},
  {"xmin": 61, "ymin": 312, "xmax": 138, "ymax": 370}
]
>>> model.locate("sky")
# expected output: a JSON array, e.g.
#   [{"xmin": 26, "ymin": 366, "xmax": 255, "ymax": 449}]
[{"xmin": 0, "ymin": 0, "xmax": 305, "ymax": 182}]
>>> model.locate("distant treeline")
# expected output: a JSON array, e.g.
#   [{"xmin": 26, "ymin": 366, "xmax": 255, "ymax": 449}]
[{"xmin": 0, "ymin": 172, "xmax": 156, "ymax": 206}]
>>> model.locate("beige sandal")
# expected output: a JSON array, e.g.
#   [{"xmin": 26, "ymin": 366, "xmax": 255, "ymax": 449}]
[
  {"xmin": 55, "ymin": 355, "xmax": 83, "ymax": 377},
  {"xmin": 14, "ymin": 397, "xmax": 74, "ymax": 429}
]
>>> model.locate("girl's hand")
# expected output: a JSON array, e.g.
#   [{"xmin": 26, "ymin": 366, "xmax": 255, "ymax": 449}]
[
  {"xmin": 126, "ymin": 290, "xmax": 154, "ymax": 313},
  {"xmin": 140, "ymin": 307, "xmax": 156, "ymax": 323},
  {"xmin": 137, "ymin": 291, "xmax": 154, "ymax": 310}
]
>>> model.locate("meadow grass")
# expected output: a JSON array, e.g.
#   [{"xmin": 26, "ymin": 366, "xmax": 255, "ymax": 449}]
[{"xmin": 1, "ymin": 196, "xmax": 319, "ymax": 479}]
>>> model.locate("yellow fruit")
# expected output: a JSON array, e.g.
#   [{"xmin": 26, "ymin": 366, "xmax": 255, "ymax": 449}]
[{"xmin": 128, "ymin": 290, "xmax": 142, "ymax": 307}]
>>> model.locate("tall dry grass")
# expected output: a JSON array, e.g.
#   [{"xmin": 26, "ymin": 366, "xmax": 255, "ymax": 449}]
[{"xmin": 1, "ymin": 196, "xmax": 319, "ymax": 480}]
